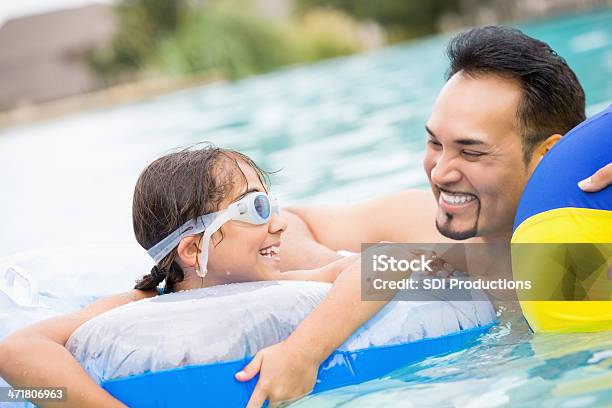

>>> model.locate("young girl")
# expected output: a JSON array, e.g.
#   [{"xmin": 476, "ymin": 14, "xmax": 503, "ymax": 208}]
[{"xmin": 0, "ymin": 145, "xmax": 364, "ymax": 408}]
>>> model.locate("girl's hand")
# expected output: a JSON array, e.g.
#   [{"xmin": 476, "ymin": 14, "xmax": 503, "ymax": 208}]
[{"xmin": 235, "ymin": 340, "xmax": 320, "ymax": 408}]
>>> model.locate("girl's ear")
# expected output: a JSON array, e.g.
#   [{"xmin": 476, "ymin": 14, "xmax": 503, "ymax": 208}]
[{"xmin": 176, "ymin": 236, "xmax": 201, "ymax": 268}]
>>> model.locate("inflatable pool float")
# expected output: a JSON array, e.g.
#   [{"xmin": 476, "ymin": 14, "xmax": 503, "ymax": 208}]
[
  {"xmin": 0, "ymin": 245, "xmax": 152, "ymax": 339},
  {"xmin": 67, "ymin": 280, "xmax": 496, "ymax": 407},
  {"xmin": 512, "ymin": 105, "xmax": 612, "ymax": 333}
]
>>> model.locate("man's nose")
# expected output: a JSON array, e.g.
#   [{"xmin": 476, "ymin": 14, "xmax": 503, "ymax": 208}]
[
  {"xmin": 269, "ymin": 211, "xmax": 288, "ymax": 234},
  {"xmin": 430, "ymin": 153, "xmax": 462, "ymax": 186}
]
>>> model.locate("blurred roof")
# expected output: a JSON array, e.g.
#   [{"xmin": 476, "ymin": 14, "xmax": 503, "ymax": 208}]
[
  {"xmin": 0, "ymin": 4, "xmax": 117, "ymax": 108},
  {"xmin": 0, "ymin": 4, "xmax": 116, "ymax": 66}
]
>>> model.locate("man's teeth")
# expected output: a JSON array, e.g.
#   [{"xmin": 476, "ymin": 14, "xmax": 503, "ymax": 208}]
[
  {"xmin": 440, "ymin": 191, "xmax": 476, "ymax": 205},
  {"xmin": 259, "ymin": 246, "xmax": 280, "ymax": 258}
]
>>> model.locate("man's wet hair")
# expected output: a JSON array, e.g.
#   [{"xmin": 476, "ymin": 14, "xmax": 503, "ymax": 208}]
[{"xmin": 446, "ymin": 26, "xmax": 586, "ymax": 164}]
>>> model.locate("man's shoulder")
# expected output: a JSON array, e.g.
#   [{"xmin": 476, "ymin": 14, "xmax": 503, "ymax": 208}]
[
  {"xmin": 381, "ymin": 189, "xmax": 437, "ymax": 215},
  {"xmin": 395, "ymin": 188, "xmax": 437, "ymax": 203},
  {"xmin": 368, "ymin": 189, "xmax": 452, "ymax": 243},
  {"xmin": 372, "ymin": 188, "xmax": 436, "ymax": 208}
]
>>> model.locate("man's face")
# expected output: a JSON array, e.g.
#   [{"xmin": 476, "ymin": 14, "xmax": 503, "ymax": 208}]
[{"xmin": 423, "ymin": 72, "xmax": 533, "ymax": 241}]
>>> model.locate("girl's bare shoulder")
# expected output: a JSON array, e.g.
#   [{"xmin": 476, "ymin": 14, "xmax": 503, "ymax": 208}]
[
  {"xmin": 73, "ymin": 289, "xmax": 158, "ymax": 319},
  {"xmin": 129, "ymin": 288, "xmax": 159, "ymax": 301}
]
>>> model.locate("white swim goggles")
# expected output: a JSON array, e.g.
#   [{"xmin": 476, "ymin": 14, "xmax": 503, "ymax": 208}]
[{"xmin": 147, "ymin": 192, "xmax": 279, "ymax": 278}]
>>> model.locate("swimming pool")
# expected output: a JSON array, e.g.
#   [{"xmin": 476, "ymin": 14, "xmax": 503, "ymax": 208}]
[{"xmin": 1, "ymin": 9, "xmax": 611, "ymax": 407}]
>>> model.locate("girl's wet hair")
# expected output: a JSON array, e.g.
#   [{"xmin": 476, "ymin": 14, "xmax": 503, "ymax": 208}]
[{"xmin": 132, "ymin": 144, "xmax": 270, "ymax": 293}]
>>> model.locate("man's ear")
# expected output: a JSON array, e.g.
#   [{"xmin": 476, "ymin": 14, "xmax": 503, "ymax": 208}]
[
  {"xmin": 528, "ymin": 134, "xmax": 562, "ymax": 174},
  {"xmin": 176, "ymin": 236, "xmax": 201, "ymax": 268}
]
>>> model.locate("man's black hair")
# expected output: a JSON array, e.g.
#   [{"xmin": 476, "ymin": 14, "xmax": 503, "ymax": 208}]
[{"xmin": 446, "ymin": 26, "xmax": 586, "ymax": 164}]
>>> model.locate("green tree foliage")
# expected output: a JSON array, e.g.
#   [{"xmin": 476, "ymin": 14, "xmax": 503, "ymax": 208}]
[
  {"xmin": 155, "ymin": 9, "xmax": 299, "ymax": 79},
  {"xmin": 155, "ymin": 7, "xmax": 363, "ymax": 79},
  {"xmin": 297, "ymin": 0, "xmax": 464, "ymax": 39},
  {"xmin": 90, "ymin": 0, "xmax": 365, "ymax": 81},
  {"xmin": 90, "ymin": 0, "xmax": 191, "ymax": 76}
]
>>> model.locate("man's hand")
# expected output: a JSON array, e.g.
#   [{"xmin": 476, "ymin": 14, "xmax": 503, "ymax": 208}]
[
  {"xmin": 578, "ymin": 163, "xmax": 612, "ymax": 192},
  {"xmin": 235, "ymin": 340, "xmax": 320, "ymax": 408}
]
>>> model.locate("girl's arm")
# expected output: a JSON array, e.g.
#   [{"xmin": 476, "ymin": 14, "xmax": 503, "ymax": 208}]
[
  {"xmin": 280, "ymin": 254, "xmax": 359, "ymax": 283},
  {"xmin": 237, "ymin": 259, "xmax": 388, "ymax": 408},
  {"xmin": 0, "ymin": 289, "xmax": 155, "ymax": 408}
]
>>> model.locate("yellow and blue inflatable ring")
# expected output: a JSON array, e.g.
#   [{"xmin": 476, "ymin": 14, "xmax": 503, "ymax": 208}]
[{"xmin": 512, "ymin": 105, "xmax": 612, "ymax": 333}]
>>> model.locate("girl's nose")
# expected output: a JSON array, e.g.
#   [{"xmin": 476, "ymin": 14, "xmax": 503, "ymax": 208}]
[{"xmin": 269, "ymin": 211, "xmax": 287, "ymax": 234}]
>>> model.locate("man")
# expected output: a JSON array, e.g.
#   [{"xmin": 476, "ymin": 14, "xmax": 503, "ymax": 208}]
[
  {"xmin": 280, "ymin": 25, "xmax": 590, "ymax": 271},
  {"xmin": 238, "ymin": 26, "xmax": 612, "ymax": 407}
]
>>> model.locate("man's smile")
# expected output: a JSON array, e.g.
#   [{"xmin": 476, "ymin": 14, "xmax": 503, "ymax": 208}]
[{"xmin": 436, "ymin": 188, "xmax": 479, "ymax": 213}]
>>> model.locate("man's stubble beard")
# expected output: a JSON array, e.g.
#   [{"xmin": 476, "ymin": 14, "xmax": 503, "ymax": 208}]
[{"xmin": 435, "ymin": 200, "xmax": 481, "ymax": 241}]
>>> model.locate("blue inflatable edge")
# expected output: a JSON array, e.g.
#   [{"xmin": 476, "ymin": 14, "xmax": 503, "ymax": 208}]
[
  {"xmin": 513, "ymin": 105, "xmax": 612, "ymax": 231},
  {"xmin": 101, "ymin": 321, "xmax": 496, "ymax": 407}
]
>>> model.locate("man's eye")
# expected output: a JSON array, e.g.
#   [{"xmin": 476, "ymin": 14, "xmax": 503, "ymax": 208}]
[
  {"xmin": 427, "ymin": 140, "xmax": 442, "ymax": 148},
  {"xmin": 462, "ymin": 150, "xmax": 485, "ymax": 158}
]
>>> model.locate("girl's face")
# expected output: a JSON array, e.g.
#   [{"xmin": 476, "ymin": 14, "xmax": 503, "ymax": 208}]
[{"xmin": 204, "ymin": 160, "xmax": 287, "ymax": 284}]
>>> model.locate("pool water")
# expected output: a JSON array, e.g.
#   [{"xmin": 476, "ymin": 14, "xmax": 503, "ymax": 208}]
[{"xmin": 1, "ymin": 9, "xmax": 612, "ymax": 408}]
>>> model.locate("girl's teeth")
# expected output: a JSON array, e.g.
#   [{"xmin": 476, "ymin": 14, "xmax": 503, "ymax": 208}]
[{"xmin": 259, "ymin": 246, "xmax": 280, "ymax": 258}]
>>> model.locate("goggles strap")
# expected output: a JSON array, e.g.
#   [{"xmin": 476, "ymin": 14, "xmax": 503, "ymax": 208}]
[
  {"xmin": 196, "ymin": 210, "xmax": 233, "ymax": 278},
  {"xmin": 147, "ymin": 212, "xmax": 218, "ymax": 263}
]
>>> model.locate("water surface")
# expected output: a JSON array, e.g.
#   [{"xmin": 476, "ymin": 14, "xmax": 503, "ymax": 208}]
[{"xmin": 1, "ymin": 10, "xmax": 611, "ymax": 407}]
